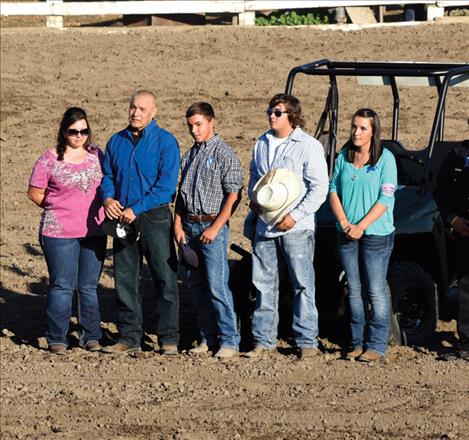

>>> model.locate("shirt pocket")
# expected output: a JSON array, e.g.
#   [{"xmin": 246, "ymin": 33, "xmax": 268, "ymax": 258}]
[{"xmin": 276, "ymin": 156, "xmax": 297, "ymax": 173}]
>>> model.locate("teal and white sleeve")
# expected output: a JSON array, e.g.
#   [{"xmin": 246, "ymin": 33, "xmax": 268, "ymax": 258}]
[{"xmin": 377, "ymin": 151, "xmax": 397, "ymax": 208}]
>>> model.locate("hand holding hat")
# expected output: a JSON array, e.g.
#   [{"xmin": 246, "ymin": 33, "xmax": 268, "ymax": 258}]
[{"xmin": 252, "ymin": 168, "xmax": 301, "ymax": 227}]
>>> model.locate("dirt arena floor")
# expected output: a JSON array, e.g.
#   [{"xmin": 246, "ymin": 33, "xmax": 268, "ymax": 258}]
[{"xmin": 1, "ymin": 22, "xmax": 469, "ymax": 439}]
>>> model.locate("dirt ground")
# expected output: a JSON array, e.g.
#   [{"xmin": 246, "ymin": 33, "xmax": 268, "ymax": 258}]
[{"xmin": 1, "ymin": 22, "xmax": 469, "ymax": 439}]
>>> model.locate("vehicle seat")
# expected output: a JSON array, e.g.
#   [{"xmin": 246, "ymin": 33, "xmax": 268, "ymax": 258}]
[{"xmin": 381, "ymin": 140, "xmax": 426, "ymax": 186}]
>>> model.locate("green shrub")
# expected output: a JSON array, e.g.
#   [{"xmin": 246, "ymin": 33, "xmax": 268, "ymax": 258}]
[{"xmin": 255, "ymin": 10, "xmax": 329, "ymax": 26}]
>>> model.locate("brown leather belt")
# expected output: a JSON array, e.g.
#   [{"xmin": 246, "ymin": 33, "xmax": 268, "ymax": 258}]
[{"xmin": 187, "ymin": 214, "xmax": 217, "ymax": 223}]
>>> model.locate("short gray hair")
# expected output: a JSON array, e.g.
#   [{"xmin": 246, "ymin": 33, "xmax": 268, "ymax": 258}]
[{"xmin": 130, "ymin": 90, "xmax": 157, "ymax": 107}]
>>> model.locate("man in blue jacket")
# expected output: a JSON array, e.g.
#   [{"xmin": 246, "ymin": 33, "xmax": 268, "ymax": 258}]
[{"xmin": 101, "ymin": 90, "xmax": 180, "ymax": 356}]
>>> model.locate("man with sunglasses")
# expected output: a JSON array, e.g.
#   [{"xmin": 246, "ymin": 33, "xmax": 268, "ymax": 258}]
[
  {"xmin": 100, "ymin": 90, "xmax": 180, "ymax": 356},
  {"xmin": 245, "ymin": 94, "xmax": 329, "ymax": 359}
]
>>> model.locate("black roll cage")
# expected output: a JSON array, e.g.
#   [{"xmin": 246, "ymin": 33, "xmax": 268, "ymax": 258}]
[{"xmin": 284, "ymin": 59, "xmax": 469, "ymax": 187}]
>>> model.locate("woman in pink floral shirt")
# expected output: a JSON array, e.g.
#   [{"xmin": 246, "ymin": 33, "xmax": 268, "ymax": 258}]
[{"xmin": 28, "ymin": 107, "xmax": 106, "ymax": 355}]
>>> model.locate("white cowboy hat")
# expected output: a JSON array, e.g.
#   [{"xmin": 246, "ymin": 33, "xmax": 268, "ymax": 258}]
[{"xmin": 252, "ymin": 168, "xmax": 301, "ymax": 226}]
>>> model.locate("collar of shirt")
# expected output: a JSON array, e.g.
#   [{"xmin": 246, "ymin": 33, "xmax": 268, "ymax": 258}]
[
  {"xmin": 189, "ymin": 134, "xmax": 220, "ymax": 161},
  {"xmin": 125, "ymin": 120, "xmax": 156, "ymax": 145},
  {"xmin": 193, "ymin": 134, "xmax": 220, "ymax": 150},
  {"xmin": 265, "ymin": 126, "xmax": 305, "ymax": 144}
]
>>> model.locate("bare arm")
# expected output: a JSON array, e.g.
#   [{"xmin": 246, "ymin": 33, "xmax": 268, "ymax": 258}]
[
  {"xmin": 452, "ymin": 216, "xmax": 469, "ymax": 238},
  {"xmin": 329, "ymin": 192, "xmax": 351, "ymax": 231},
  {"xmin": 27, "ymin": 186, "xmax": 46, "ymax": 208},
  {"xmin": 348, "ymin": 202, "xmax": 388, "ymax": 240},
  {"xmin": 357, "ymin": 203, "xmax": 387, "ymax": 231},
  {"xmin": 199, "ymin": 191, "xmax": 241, "ymax": 244},
  {"xmin": 329, "ymin": 192, "xmax": 387, "ymax": 240}
]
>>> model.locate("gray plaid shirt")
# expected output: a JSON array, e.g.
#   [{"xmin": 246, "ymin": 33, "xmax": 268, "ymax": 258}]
[{"xmin": 179, "ymin": 135, "xmax": 244, "ymax": 215}]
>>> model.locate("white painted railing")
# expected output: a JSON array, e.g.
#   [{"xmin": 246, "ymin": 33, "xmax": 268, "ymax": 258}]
[{"xmin": 1, "ymin": 0, "xmax": 468, "ymax": 28}]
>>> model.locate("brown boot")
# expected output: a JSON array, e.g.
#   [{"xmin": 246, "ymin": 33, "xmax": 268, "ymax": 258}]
[
  {"xmin": 242, "ymin": 346, "xmax": 271, "ymax": 358},
  {"xmin": 160, "ymin": 344, "xmax": 178, "ymax": 356},
  {"xmin": 344, "ymin": 348, "xmax": 363, "ymax": 361},
  {"xmin": 188, "ymin": 343, "xmax": 209, "ymax": 355},
  {"xmin": 300, "ymin": 347, "xmax": 321, "ymax": 359},
  {"xmin": 101, "ymin": 342, "xmax": 141, "ymax": 355},
  {"xmin": 358, "ymin": 351, "xmax": 382, "ymax": 363},
  {"xmin": 214, "ymin": 347, "xmax": 237, "ymax": 358},
  {"xmin": 49, "ymin": 344, "xmax": 66, "ymax": 355},
  {"xmin": 84, "ymin": 340, "xmax": 102, "ymax": 352}
]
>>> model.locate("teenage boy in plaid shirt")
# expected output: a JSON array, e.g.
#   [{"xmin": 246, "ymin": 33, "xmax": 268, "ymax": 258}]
[{"xmin": 174, "ymin": 102, "xmax": 244, "ymax": 358}]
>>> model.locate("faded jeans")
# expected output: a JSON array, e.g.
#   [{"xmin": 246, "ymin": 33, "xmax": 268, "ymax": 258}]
[
  {"xmin": 183, "ymin": 221, "xmax": 239, "ymax": 349},
  {"xmin": 40, "ymin": 235, "xmax": 106, "ymax": 347},
  {"xmin": 251, "ymin": 229, "xmax": 318, "ymax": 349},
  {"xmin": 338, "ymin": 232, "xmax": 395, "ymax": 356}
]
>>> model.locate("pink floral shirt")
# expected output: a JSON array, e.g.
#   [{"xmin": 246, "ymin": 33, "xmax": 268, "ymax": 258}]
[{"xmin": 29, "ymin": 147, "xmax": 105, "ymax": 238}]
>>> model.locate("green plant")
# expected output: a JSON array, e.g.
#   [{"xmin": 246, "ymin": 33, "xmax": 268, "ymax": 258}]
[{"xmin": 255, "ymin": 10, "xmax": 329, "ymax": 26}]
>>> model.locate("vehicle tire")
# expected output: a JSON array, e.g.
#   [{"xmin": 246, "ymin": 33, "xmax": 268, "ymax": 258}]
[{"xmin": 388, "ymin": 261, "xmax": 438, "ymax": 346}]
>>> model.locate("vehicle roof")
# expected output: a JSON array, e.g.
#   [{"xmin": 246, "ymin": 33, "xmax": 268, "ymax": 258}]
[{"xmin": 292, "ymin": 59, "xmax": 469, "ymax": 76}]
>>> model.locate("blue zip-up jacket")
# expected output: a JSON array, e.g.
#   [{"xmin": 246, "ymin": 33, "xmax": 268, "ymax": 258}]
[{"xmin": 100, "ymin": 120, "xmax": 180, "ymax": 217}]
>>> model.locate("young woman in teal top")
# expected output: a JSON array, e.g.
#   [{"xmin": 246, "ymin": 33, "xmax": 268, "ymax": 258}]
[{"xmin": 329, "ymin": 108, "xmax": 397, "ymax": 363}]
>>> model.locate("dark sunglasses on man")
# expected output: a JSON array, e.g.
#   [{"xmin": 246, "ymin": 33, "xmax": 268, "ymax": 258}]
[{"xmin": 267, "ymin": 108, "xmax": 289, "ymax": 118}]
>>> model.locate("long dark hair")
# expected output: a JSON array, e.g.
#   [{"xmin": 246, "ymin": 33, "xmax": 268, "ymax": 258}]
[
  {"xmin": 56, "ymin": 107, "xmax": 92, "ymax": 161},
  {"xmin": 269, "ymin": 94, "xmax": 305, "ymax": 129},
  {"xmin": 347, "ymin": 108, "xmax": 382, "ymax": 166}
]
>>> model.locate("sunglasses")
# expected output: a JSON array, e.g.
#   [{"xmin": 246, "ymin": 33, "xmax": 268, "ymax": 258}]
[
  {"xmin": 67, "ymin": 128, "xmax": 89, "ymax": 137},
  {"xmin": 267, "ymin": 108, "xmax": 289, "ymax": 118}
]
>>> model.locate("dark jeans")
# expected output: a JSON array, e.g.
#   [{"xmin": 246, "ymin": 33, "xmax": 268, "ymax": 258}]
[
  {"xmin": 113, "ymin": 205, "xmax": 179, "ymax": 347},
  {"xmin": 40, "ymin": 235, "xmax": 107, "ymax": 347},
  {"xmin": 455, "ymin": 236, "xmax": 469, "ymax": 350}
]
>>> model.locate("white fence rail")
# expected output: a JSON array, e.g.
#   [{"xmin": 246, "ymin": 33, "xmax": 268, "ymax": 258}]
[{"xmin": 1, "ymin": 0, "xmax": 468, "ymax": 27}]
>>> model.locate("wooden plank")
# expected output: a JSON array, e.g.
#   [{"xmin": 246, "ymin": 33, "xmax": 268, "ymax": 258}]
[
  {"xmin": 2, "ymin": 0, "xmax": 468, "ymax": 18},
  {"xmin": 1, "ymin": 1, "xmax": 245, "ymax": 16},
  {"xmin": 345, "ymin": 6, "xmax": 377, "ymax": 24},
  {"xmin": 1, "ymin": 3, "xmax": 52, "ymax": 15},
  {"xmin": 244, "ymin": 0, "xmax": 437, "ymax": 10},
  {"xmin": 437, "ymin": 0, "xmax": 469, "ymax": 5}
]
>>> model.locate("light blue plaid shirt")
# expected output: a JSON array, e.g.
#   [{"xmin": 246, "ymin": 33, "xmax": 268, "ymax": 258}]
[{"xmin": 248, "ymin": 127, "xmax": 329, "ymax": 238}]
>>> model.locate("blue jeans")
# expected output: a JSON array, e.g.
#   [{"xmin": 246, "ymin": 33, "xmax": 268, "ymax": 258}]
[
  {"xmin": 40, "ymin": 235, "xmax": 106, "ymax": 347},
  {"xmin": 113, "ymin": 205, "xmax": 179, "ymax": 347},
  {"xmin": 251, "ymin": 230, "xmax": 318, "ymax": 349},
  {"xmin": 183, "ymin": 221, "xmax": 239, "ymax": 349},
  {"xmin": 338, "ymin": 232, "xmax": 395, "ymax": 356}
]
